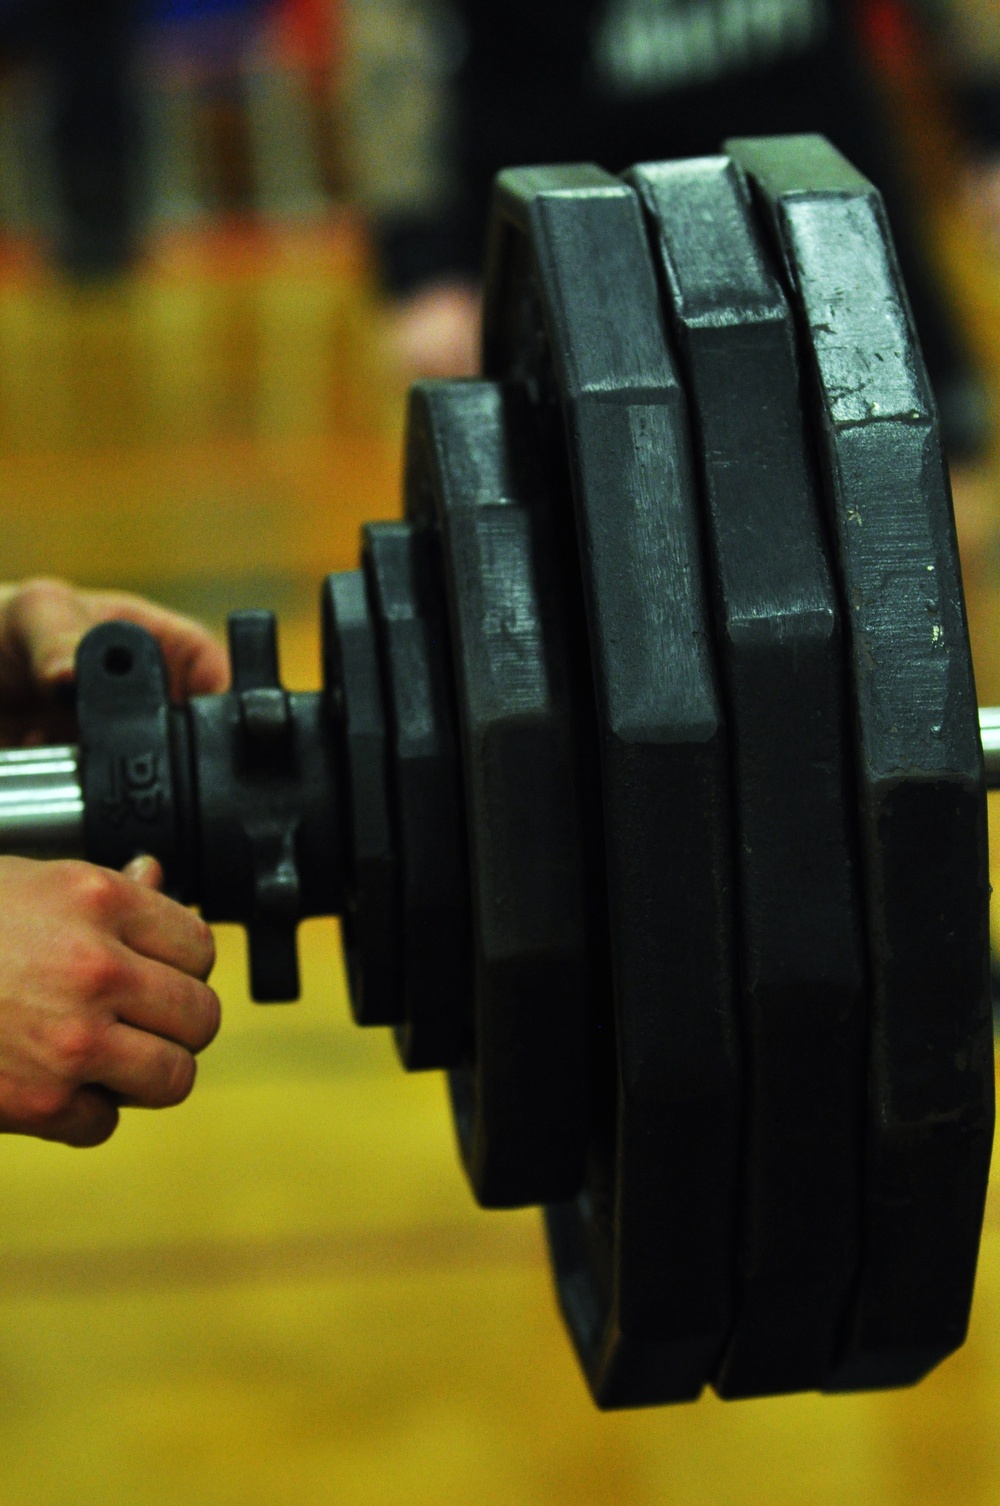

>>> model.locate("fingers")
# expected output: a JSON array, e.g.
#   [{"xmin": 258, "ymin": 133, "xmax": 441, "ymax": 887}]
[
  {"xmin": 84, "ymin": 591, "xmax": 229, "ymax": 698},
  {"xmin": 3, "ymin": 939, "xmax": 218, "ymax": 1128},
  {"xmin": 110, "ymin": 950, "xmax": 221, "ymax": 1053},
  {"xmin": 116, "ymin": 878, "xmax": 215, "ymax": 982},
  {"xmin": 0, "ymin": 578, "xmax": 229, "ymax": 709},
  {"xmin": 107, "ymin": 869, "xmax": 220, "ymax": 1047},
  {"xmin": 39, "ymin": 861, "xmax": 219, "ymax": 1046},
  {"xmin": 54, "ymin": 862, "xmax": 220, "ymax": 1045},
  {"xmin": 97, "ymin": 1020, "xmax": 199, "ymax": 1109},
  {"xmin": 0, "ymin": 856, "xmax": 223, "ymax": 1149}
]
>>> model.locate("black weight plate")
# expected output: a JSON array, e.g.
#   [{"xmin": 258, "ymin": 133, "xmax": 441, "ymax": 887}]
[
  {"xmin": 362, "ymin": 521, "xmax": 472, "ymax": 1070},
  {"xmin": 630, "ymin": 156, "xmax": 868, "ymax": 1398},
  {"xmin": 727, "ymin": 134, "xmax": 993, "ymax": 1389},
  {"xmin": 321, "ymin": 571, "xmax": 401, "ymax": 1026},
  {"xmin": 404, "ymin": 378, "xmax": 592, "ymax": 1208},
  {"xmin": 483, "ymin": 165, "xmax": 741, "ymax": 1405}
]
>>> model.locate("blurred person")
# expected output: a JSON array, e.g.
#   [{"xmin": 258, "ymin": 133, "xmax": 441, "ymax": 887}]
[
  {"xmin": 343, "ymin": 0, "xmax": 468, "ymax": 373},
  {"xmin": 0, "ymin": 579, "xmax": 228, "ymax": 1149},
  {"xmin": 376, "ymin": 0, "xmax": 989, "ymax": 458}
]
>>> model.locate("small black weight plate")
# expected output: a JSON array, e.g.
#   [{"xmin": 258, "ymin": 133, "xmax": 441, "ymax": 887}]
[
  {"xmin": 404, "ymin": 378, "xmax": 591, "ymax": 1208},
  {"xmin": 321, "ymin": 571, "xmax": 401, "ymax": 1026},
  {"xmin": 630, "ymin": 156, "xmax": 868, "ymax": 1398},
  {"xmin": 727, "ymin": 134, "xmax": 993, "ymax": 1389},
  {"xmin": 483, "ymin": 165, "xmax": 742, "ymax": 1405},
  {"xmin": 362, "ymin": 520, "xmax": 472, "ymax": 1071}
]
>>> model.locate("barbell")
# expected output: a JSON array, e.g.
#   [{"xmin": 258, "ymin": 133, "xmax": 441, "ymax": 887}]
[{"xmin": 0, "ymin": 134, "xmax": 996, "ymax": 1409}]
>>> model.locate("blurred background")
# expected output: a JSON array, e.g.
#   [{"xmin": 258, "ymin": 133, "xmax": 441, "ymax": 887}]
[{"xmin": 0, "ymin": 1, "xmax": 999, "ymax": 1502}]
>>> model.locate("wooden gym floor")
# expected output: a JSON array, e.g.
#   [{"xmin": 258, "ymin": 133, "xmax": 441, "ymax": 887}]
[{"xmin": 0, "ymin": 210, "xmax": 999, "ymax": 1506}]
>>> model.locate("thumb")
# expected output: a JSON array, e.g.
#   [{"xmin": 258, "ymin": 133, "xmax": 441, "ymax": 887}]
[
  {"xmin": 5, "ymin": 579, "xmax": 90, "ymax": 691},
  {"xmin": 122, "ymin": 854, "xmax": 164, "ymax": 890}
]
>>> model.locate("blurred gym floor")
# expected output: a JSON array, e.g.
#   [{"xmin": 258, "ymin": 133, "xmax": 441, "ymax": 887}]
[{"xmin": 2, "ymin": 80, "xmax": 1000, "ymax": 1506}]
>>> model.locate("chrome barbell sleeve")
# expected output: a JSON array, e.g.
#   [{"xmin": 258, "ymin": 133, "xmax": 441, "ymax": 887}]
[
  {"xmin": 979, "ymin": 708, "xmax": 1000, "ymax": 790},
  {"xmin": 0, "ymin": 744, "xmax": 84, "ymax": 857}
]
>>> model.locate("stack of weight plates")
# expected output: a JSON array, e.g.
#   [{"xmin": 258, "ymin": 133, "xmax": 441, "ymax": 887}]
[{"xmin": 327, "ymin": 136, "xmax": 994, "ymax": 1408}]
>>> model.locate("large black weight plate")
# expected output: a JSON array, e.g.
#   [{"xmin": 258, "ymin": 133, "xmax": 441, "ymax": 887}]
[
  {"xmin": 321, "ymin": 571, "xmax": 401, "ymax": 1026},
  {"xmin": 482, "ymin": 165, "xmax": 741, "ymax": 1405},
  {"xmin": 405, "ymin": 378, "xmax": 592, "ymax": 1208},
  {"xmin": 727, "ymin": 134, "xmax": 993, "ymax": 1389},
  {"xmin": 362, "ymin": 521, "xmax": 472, "ymax": 1070},
  {"xmin": 631, "ymin": 156, "xmax": 868, "ymax": 1397}
]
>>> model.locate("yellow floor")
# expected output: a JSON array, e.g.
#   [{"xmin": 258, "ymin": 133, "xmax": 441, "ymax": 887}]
[{"xmin": 1, "ymin": 210, "xmax": 1000, "ymax": 1505}]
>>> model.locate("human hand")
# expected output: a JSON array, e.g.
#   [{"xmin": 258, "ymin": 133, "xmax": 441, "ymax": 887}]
[
  {"xmin": 0, "ymin": 578, "xmax": 228, "ymax": 746},
  {"xmin": 0, "ymin": 853, "xmax": 219, "ymax": 1147}
]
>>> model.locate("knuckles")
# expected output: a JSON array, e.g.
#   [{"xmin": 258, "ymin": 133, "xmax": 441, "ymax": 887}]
[
  {"xmin": 51, "ymin": 861, "xmax": 126, "ymax": 925},
  {"xmin": 44, "ymin": 1011, "xmax": 107, "ymax": 1081},
  {"xmin": 56, "ymin": 932, "xmax": 131, "ymax": 1007},
  {"xmin": 0, "ymin": 853, "xmax": 221, "ymax": 1140},
  {"xmin": 44, "ymin": 861, "xmax": 131, "ymax": 939}
]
